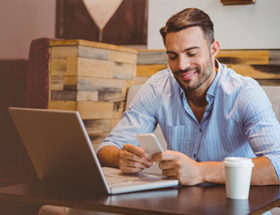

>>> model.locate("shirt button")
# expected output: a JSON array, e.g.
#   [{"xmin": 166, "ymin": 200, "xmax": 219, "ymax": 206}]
[{"xmin": 199, "ymin": 128, "xmax": 202, "ymax": 132}]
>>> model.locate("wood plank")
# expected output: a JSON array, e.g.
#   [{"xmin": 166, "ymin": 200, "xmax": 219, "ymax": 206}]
[
  {"xmin": 269, "ymin": 50, "xmax": 280, "ymax": 65},
  {"xmin": 63, "ymin": 77, "xmax": 130, "ymax": 100},
  {"xmin": 78, "ymin": 46, "xmax": 109, "ymax": 60},
  {"xmin": 50, "ymin": 75, "xmax": 64, "ymax": 90},
  {"xmin": 66, "ymin": 57, "xmax": 114, "ymax": 78},
  {"xmin": 230, "ymin": 64, "xmax": 280, "ymax": 79},
  {"xmin": 49, "ymin": 58, "xmax": 67, "ymax": 75},
  {"xmin": 137, "ymin": 50, "xmax": 168, "ymax": 65},
  {"xmin": 113, "ymin": 62, "xmax": 136, "ymax": 80},
  {"xmin": 49, "ymin": 39, "xmax": 137, "ymax": 54},
  {"xmin": 217, "ymin": 50, "xmax": 269, "ymax": 65},
  {"xmin": 83, "ymin": 119, "xmax": 111, "ymax": 135},
  {"xmin": 257, "ymin": 79, "xmax": 280, "ymax": 86},
  {"xmin": 63, "ymin": 76, "xmax": 78, "ymax": 90},
  {"xmin": 50, "ymin": 90, "xmax": 98, "ymax": 102},
  {"xmin": 137, "ymin": 64, "xmax": 167, "ymax": 77},
  {"xmin": 65, "ymin": 56, "xmax": 78, "ymax": 76},
  {"xmin": 78, "ymin": 57, "xmax": 113, "ymax": 78},
  {"xmin": 51, "ymin": 90, "xmax": 77, "ymax": 101},
  {"xmin": 221, "ymin": 0, "xmax": 255, "ymax": 5},
  {"xmin": 77, "ymin": 91, "xmax": 98, "ymax": 101},
  {"xmin": 98, "ymin": 90, "xmax": 124, "ymax": 102},
  {"xmin": 110, "ymin": 50, "xmax": 137, "ymax": 64},
  {"xmin": 48, "ymin": 101, "xmax": 77, "ymax": 110},
  {"xmin": 76, "ymin": 77, "xmax": 125, "ymax": 92},
  {"xmin": 78, "ymin": 101, "xmax": 125, "ymax": 119},
  {"xmin": 50, "ymin": 46, "xmax": 78, "ymax": 58}
]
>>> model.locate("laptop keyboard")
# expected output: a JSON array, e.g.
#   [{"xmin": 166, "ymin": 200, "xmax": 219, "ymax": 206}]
[
  {"xmin": 102, "ymin": 167, "xmax": 163, "ymax": 186},
  {"xmin": 105, "ymin": 173, "xmax": 141, "ymax": 186}
]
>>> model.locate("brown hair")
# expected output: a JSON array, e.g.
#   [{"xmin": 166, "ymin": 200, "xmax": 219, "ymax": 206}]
[{"xmin": 160, "ymin": 8, "xmax": 214, "ymax": 45}]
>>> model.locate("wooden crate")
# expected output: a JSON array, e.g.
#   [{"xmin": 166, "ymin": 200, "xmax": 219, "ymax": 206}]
[{"xmin": 48, "ymin": 40, "xmax": 137, "ymax": 148}]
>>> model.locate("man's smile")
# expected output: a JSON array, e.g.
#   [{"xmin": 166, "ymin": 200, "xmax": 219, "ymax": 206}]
[{"xmin": 175, "ymin": 68, "xmax": 199, "ymax": 81}]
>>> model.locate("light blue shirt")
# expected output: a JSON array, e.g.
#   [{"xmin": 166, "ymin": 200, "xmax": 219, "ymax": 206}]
[{"xmin": 98, "ymin": 61, "xmax": 280, "ymax": 180}]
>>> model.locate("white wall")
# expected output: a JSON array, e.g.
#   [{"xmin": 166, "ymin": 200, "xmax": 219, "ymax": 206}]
[
  {"xmin": 148, "ymin": 0, "xmax": 280, "ymax": 49},
  {"xmin": 0, "ymin": 0, "xmax": 56, "ymax": 59}
]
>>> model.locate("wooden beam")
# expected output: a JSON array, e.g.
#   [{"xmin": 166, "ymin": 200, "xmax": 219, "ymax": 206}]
[{"xmin": 221, "ymin": 0, "xmax": 255, "ymax": 5}]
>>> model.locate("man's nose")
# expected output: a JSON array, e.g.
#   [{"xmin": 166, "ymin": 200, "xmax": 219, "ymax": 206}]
[{"xmin": 177, "ymin": 56, "xmax": 190, "ymax": 71}]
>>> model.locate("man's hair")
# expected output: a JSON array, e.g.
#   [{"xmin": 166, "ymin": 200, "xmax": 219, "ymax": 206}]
[{"xmin": 160, "ymin": 8, "xmax": 214, "ymax": 45}]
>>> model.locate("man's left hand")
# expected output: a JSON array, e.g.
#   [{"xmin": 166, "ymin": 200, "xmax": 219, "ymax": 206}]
[{"xmin": 152, "ymin": 150, "xmax": 203, "ymax": 185}]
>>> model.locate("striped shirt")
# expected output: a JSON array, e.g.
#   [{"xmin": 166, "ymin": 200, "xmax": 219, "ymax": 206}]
[{"xmin": 98, "ymin": 61, "xmax": 280, "ymax": 180}]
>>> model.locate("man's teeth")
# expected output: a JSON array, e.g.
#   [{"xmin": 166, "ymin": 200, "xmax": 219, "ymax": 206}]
[{"xmin": 184, "ymin": 71, "xmax": 195, "ymax": 77}]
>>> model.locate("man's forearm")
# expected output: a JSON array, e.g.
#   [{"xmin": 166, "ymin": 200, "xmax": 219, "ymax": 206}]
[
  {"xmin": 97, "ymin": 145, "xmax": 120, "ymax": 168},
  {"xmin": 199, "ymin": 157, "xmax": 279, "ymax": 185},
  {"xmin": 251, "ymin": 157, "xmax": 279, "ymax": 185}
]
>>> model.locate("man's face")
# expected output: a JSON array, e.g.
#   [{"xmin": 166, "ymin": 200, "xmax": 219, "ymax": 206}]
[{"xmin": 166, "ymin": 26, "xmax": 217, "ymax": 93}]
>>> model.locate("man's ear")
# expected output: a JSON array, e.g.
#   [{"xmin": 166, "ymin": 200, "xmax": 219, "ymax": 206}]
[{"xmin": 210, "ymin": 41, "xmax": 220, "ymax": 58}]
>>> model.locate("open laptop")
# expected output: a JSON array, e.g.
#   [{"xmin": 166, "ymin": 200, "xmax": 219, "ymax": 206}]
[{"xmin": 8, "ymin": 107, "xmax": 178, "ymax": 194}]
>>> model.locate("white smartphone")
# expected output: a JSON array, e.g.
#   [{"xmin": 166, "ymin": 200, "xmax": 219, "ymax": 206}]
[{"xmin": 136, "ymin": 133, "xmax": 164, "ymax": 158}]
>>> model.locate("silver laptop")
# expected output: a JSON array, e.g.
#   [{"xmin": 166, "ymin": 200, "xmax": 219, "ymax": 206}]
[{"xmin": 9, "ymin": 107, "xmax": 178, "ymax": 194}]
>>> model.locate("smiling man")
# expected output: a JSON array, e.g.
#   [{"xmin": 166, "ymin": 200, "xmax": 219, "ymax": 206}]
[{"xmin": 97, "ymin": 8, "xmax": 280, "ymax": 186}]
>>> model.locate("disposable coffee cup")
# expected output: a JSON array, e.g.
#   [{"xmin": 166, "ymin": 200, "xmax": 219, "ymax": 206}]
[{"xmin": 224, "ymin": 157, "xmax": 254, "ymax": 199}]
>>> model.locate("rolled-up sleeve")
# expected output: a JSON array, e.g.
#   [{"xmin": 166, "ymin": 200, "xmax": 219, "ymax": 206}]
[{"xmin": 241, "ymin": 82, "xmax": 280, "ymax": 181}]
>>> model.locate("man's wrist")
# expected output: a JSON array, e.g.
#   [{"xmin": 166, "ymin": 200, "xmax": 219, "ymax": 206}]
[{"xmin": 198, "ymin": 161, "xmax": 225, "ymax": 184}]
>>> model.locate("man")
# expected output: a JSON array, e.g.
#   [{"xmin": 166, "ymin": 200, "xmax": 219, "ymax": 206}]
[{"xmin": 97, "ymin": 8, "xmax": 280, "ymax": 186}]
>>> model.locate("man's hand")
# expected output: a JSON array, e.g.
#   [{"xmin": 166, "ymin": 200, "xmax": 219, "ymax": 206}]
[
  {"xmin": 119, "ymin": 144, "xmax": 153, "ymax": 173},
  {"xmin": 152, "ymin": 150, "xmax": 203, "ymax": 185}
]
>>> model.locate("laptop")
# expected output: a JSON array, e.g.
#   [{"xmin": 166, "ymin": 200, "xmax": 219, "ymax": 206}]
[{"xmin": 8, "ymin": 107, "xmax": 178, "ymax": 194}]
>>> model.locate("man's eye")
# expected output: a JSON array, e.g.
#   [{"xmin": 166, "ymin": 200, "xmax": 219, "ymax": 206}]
[
  {"xmin": 168, "ymin": 55, "xmax": 177, "ymax": 61},
  {"xmin": 187, "ymin": 52, "xmax": 197, "ymax": 57}
]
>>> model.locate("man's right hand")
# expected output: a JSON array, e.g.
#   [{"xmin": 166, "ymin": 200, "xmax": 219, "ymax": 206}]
[{"xmin": 118, "ymin": 144, "xmax": 153, "ymax": 173}]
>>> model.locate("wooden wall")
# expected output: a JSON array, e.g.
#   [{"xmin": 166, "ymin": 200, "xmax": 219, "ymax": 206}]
[{"xmin": 46, "ymin": 40, "xmax": 280, "ymax": 149}]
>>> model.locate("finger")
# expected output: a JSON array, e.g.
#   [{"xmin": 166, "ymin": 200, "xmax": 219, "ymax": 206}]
[
  {"xmin": 158, "ymin": 160, "xmax": 175, "ymax": 170},
  {"xmin": 123, "ymin": 144, "xmax": 148, "ymax": 158},
  {"xmin": 152, "ymin": 150, "xmax": 177, "ymax": 162},
  {"xmin": 121, "ymin": 159, "xmax": 151, "ymax": 169},
  {"xmin": 122, "ymin": 144, "xmax": 153, "ymax": 165},
  {"xmin": 120, "ymin": 166, "xmax": 143, "ymax": 174},
  {"xmin": 162, "ymin": 168, "xmax": 177, "ymax": 177},
  {"xmin": 160, "ymin": 151, "xmax": 180, "ymax": 160},
  {"xmin": 151, "ymin": 152, "xmax": 162, "ymax": 162},
  {"xmin": 120, "ymin": 149, "xmax": 153, "ymax": 167}
]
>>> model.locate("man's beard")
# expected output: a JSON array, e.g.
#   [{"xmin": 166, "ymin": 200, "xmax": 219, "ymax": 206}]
[{"xmin": 173, "ymin": 58, "xmax": 213, "ymax": 92}]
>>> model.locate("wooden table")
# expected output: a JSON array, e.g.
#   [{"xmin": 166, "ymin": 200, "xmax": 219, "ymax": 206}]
[{"xmin": 0, "ymin": 182, "xmax": 279, "ymax": 215}]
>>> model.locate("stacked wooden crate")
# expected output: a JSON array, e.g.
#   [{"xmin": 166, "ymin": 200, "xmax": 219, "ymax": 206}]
[
  {"xmin": 137, "ymin": 49, "xmax": 280, "ymax": 86},
  {"xmin": 48, "ymin": 40, "xmax": 137, "ymax": 149},
  {"xmin": 47, "ymin": 39, "xmax": 280, "ymax": 149}
]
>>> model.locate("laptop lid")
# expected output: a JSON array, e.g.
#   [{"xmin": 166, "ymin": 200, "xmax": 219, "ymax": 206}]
[
  {"xmin": 8, "ymin": 107, "xmax": 110, "ymax": 194},
  {"xmin": 9, "ymin": 107, "xmax": 178, "ymax": 195}
]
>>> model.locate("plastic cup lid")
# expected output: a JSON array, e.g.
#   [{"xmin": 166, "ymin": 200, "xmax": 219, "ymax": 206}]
[{"xmin": 223, "ymin": 157, "xmax": 254, "ymax": 167}]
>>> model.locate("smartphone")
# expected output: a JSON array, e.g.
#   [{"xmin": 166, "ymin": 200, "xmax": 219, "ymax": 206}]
[{"xmin": 136, "ymin": 133, "xmax": 164, "ymax": 158}]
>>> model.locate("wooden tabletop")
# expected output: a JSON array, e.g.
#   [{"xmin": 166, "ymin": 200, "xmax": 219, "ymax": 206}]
[{"xmin": 0, "ymin": 182, "xmax": 279, "ymax": 215}]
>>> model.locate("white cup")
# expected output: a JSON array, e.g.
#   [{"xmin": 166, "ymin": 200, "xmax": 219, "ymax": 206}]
[{"xmin": 224, "ymin": 157, "xmax": 254, "ymax": 199}]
